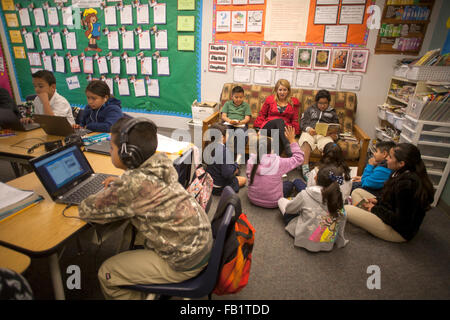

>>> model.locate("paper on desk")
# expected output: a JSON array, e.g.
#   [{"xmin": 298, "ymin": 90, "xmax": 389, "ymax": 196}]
[
  {"xmin": 0, "ymin": 183, "xmax": 34, "ymax": 211},
  {"xmin": 156, "ymin": 134, "xmax": 190, "ymax": 154}
]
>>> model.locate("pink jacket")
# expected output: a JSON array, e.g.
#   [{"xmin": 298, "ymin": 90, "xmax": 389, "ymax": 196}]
[{"xmin": 246, "ymin": 142, "xmax": 304, "ymax": 208}]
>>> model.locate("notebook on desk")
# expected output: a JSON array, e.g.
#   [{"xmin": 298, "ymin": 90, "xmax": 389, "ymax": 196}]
[
  {"xmin": 29, "ymin": 143, "xmax": 116, "ymax": 205},
  {"xmin": 0, "ymin": 109, "xmax": 40, "ymax": 131},
  {"xmin": 33, "ymin": 114, "xmax": 91, "ymax": 137}
]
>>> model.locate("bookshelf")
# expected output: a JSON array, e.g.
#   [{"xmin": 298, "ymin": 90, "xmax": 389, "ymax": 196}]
[{"xmin": 375, "ymin": 0, "xmax": 435, "ymax": 55}]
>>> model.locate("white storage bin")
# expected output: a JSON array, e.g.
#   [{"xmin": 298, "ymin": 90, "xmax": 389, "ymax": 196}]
[
  {"xmin": 393, "ymin": 114, "xmax": 404, "ymax": 130},
  {"xmin": 386, "ymin": 110, "xmax": 395, "ymax": 125},
  {"xmin": 404, "ymin": 114, "xmax": 419, "ymax": 130},
  {"xmin": 423, "ymin": 159, "xmax": 446, "ymax": 172},
  {"xmin": 382, "ymin": 132, "xmax": 392, "ymax": 142},
  {"xmin": 375, "ymin": 127, "xmax": 384, "ymax": 140},
  {"xmin": 377, "ymin": 105, "xmax": 387, "ymax": 120},
  {"xmin": 418, "ymin": 144, "xmax": 450, "ymax": 159},
  {"xmin": 401, "ymin": 125, "xmax": 415, "ymax": 141}
]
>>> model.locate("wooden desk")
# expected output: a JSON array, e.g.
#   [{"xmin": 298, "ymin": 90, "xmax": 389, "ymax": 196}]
[
  {"xmin": 0, "ymin": 152, "xmax": 123, "ymax": 300},
  {"xmin": 0, "ymin": 128, "xmax": 63, "ymax": 177},
  {"xmin": 0, "ymin": 246, "xmax": 31, "ymax": 274}
]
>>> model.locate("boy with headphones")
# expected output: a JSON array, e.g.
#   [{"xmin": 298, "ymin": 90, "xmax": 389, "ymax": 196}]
[{"xmin": 79, "ymin": 117, "xmax": 212, "ymax": 300}]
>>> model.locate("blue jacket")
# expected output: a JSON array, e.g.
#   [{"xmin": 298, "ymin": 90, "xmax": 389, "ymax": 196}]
[
  {"xmin": 79, "ymin": 97, "xmax": 123, "ymax": 132},
  {"xmin": 206, "ymin": 144, "xmax": 239, "ymax": 189},
  {"xmin": 361, "ymin": 161, "xmax": 392, "ymax": 190}
]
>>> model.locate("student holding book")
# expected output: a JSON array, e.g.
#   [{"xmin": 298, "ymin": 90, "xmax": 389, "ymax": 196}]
[{"xmin": 298, "ymin": 90, "xmax": 339, "ymax": 181}]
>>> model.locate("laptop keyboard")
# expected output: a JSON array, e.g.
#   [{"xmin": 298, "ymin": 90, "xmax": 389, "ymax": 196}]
[{"xmin": 64, "ymin": 173, "xmax": 113, "ymax": 204}]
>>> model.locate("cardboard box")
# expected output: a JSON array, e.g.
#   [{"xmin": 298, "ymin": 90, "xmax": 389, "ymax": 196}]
[{"xmin": 191, "ymin": 100, "xmax": 219, "ymax": 124}]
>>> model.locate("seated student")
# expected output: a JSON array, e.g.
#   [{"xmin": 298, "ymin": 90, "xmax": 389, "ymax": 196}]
[
  {"xmin": 30, "ymin": 70, "xmax": 75, "ymax": 124},
  {"xmin": 352, "ymin": 141, "xmax": 396, "ymax": 198},
  {"xmin": 278, "ymin": 165, "xmax": 349, "ymax": 252},
  {"xmin": 79, "ymin": 117, "xmax": 212, "ymax": 300},
  {"xmin": 205, "ymin": 123, "xmax": 247, "ymax": 195},
  {"xmin": 74, "ymin": 80, "xmax": 123, "ymax": 132},
  {"xmin": 221, "ymin": 85, "xmax": 252, "ymax": 161},
  {"xmin": 298, "ymin": 89, "xmax": 339, "ymax": 180},
  {"xmin": 0, "ymin": 87, "xmax": 21, "ymax": 118},
  {"xmin": 344, "ymin": 143, "xmax": 435, "ymax": 243},
  {"xmin": 246, "ymin": 126, "xmax": 305, "ymax": 208},
  {"xmin": 307, "ymin": 142, "xmax": 352, "ymax": 202}
]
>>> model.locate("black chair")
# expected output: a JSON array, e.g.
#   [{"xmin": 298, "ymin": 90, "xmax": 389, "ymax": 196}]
[{"xmin": 122, "ymin": 186, "xmax": 238, "ymax": 300}]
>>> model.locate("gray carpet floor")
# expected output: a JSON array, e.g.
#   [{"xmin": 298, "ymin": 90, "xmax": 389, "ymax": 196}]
[{"xmin": 2, "ymin": 160, "xmax": 449, "ymax": 300}]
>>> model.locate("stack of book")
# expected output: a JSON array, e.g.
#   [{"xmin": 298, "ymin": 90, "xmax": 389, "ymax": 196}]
[
  {"xmin": 0, "ymin": 183, "xmax": 43, "ymax": 222},
  {"xmin": 419, "ymin": 92, "xmax": 450, "ymax": 121},
  {"xmin": 412, "ymin": 49, "xmax": 450, "ymax": 67}
]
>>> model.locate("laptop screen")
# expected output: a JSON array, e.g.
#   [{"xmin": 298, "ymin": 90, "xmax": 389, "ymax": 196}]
[{"xmin": 32, "ymin": 144, "xmax": 93, "ymax": 197}]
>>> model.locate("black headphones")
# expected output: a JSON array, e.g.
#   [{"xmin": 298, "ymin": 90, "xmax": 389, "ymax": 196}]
[{"xmin": 119, "ymin": 117, "xmax": 156, "ymax": 169}]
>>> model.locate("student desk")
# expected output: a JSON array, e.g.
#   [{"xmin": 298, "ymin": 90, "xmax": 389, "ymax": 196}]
[
  {"xmin": 0, "ymin": 245, "xmax": 31, "ymax": 274},
  {"xmin": 0, "ymin": 128, "xmax": 62, "ymax": 177},
  {"xmin": 0, "ymin": 152, "xmax": 123, "ymax": 300},
  {"xmin": 0, "ymin": 144, "xmax": 194, "ymax": 300}
]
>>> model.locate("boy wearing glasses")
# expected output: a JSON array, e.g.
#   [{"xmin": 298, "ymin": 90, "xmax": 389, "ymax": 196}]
[{"xmin": 298, "ymin": 90, "xmax": 339, "ymax": 181}]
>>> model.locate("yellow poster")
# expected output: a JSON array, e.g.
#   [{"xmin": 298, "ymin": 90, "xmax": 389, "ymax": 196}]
[
  {"xmin": 13, "ymin": 46, "xmax": 26, "ymax": 59},
  {"xmin": 9, "ymin": 30, "xmax": 23, "ymax": 43},
  {"xmin": 1, "ymin": 0, "xmax": 15, "ymax": 11},
  {"xmin": 178, "ymin": 35, "xmax": 195, "ymax": 51},
  {"xmin": 177, "ymin": 16, "xmax": 195, "ymax": 32},
  {"xmin": 5, "ymin": 13, "xmax": 19, "ymax": 27}
]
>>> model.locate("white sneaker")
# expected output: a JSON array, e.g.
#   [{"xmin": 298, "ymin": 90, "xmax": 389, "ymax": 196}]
[
  {"xmin": 146, "ymin": 293, "xmax": 156, "ymax": 300},
  {"xmin": 282, "ymin": 174, "xmax": 287, "ymax": 178}
]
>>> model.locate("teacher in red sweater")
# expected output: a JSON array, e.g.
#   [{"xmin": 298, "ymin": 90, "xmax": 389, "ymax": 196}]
[{"xmin": 253, "ymin": 79, "xmax": 300, "ymax": 157}]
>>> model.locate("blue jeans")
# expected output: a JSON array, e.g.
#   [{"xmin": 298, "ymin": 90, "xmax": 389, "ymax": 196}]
[{"xmin": 283, "ymin": 179, "xmax": 306, "ymax": 197}]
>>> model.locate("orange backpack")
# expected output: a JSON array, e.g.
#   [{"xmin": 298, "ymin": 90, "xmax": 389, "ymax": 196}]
[{"xmin": 212, "ymin": 194, "xmax": 255, "ymax": 295}]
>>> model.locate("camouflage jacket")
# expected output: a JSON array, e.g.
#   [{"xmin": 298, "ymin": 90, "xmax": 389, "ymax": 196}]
[{"xmin": 79, "ymin": 152, "xmax": 213, "ymax": 271}]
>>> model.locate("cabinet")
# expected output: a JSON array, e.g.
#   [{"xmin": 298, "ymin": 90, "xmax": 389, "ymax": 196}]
[
  {"xmin": 376, "ymin": 76, "xmax": 431, "ymax": 142},
  {"xmin": 399, "ymin": 116, "xmax": 450, "ymax": 206},
  {"xmin": 375, "ymin": 0, "xmax": 435, "ymax": 55}
]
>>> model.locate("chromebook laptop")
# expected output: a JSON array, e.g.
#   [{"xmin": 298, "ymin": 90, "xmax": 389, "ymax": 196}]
[
  {"xmin": 33, "ymin": 114, "xmax": 91, "ymax": 137},
  {"xmin": 29, "ymin": 143, "xmax": 116, "ymax": 205},
  {"xmin": 0, "ymin": 109, "xmax": 40, "ymax": 131}
]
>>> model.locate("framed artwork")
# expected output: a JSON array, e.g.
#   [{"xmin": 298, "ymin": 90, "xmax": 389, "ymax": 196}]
[
  {"xmin": 349, "ymin": 49, "xmax": 369, "ymax": 73},
  {"xmin": 231, "ymin": 44, "xmax": 246, "ymax": 66},
  {"xmin": 279, "ymin": 47, "xmax": 295, "ymax": 68},
  {"xmin": 313, "ymin": 48, "xmax": 331, "ymax": 70},
  {"xmin": 296, "ymin": 47, "xmax": 313, "ymax": 69},
  {"xmin": 331, "ymin": 48, "xmax": 350, "ymax": 71},
  {"xmin": 247, "ymin": 46, "xmax": 262, "ymax": 66},
  {"xmin": 262, "ymin": 46, "xmax": 278, "ymax": 67}
]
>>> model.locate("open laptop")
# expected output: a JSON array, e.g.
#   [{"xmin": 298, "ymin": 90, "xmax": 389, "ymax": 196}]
[
  {"xmin": 33, "ymin": 114, "xmax": 91, "ymax": 137},
  {"xmin": 85, "ymin": 139, "xmax": 111, "ymax": 155},
  {"xmin": 29, "ymin": 143, "xmax": 116, "ymax": 205},
  {"xmin": 0, "ymin": 108, "xmax": 40, "ymax": 131}
]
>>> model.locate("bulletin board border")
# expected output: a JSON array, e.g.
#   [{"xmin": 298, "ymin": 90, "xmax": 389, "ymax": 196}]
[{"xmin": 212, "ymin": 0, "xmax": 373, "ymax": 49}]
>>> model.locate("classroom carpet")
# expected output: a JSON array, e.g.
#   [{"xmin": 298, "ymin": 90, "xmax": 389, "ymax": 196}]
[{"xmin": 1, "ymin": 160, "xmax": 449, "ymax": 300}]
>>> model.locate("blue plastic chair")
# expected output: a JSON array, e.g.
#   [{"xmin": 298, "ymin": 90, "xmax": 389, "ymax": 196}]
[{"xmin": 122, "ymin": 186, "xmax": 238, "ymax": 300}]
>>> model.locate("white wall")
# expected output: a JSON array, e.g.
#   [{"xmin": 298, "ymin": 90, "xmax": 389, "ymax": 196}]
[{"xmin": 200, "ymin": 0, "xmax": 443, "ymax": 139}]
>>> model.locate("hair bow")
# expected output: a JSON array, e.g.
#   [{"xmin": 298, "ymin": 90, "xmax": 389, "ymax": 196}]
[{"xmin": 329, "ymin": 171, "xmax": 344, "ymax": 185}]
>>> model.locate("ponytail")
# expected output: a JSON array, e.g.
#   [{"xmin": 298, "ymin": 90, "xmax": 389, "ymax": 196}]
[{"xmin": 317, "ymin": 164, "xmax": 344, "ymax": 218}]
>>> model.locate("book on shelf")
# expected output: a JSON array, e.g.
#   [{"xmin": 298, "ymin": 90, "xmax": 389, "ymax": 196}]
[
  {"xmin": 315, "ymin": 123, "xmax": 340, "ymax": 136},
  {"xmin": 413, "ymin": 49, "xmax": 441, "ymax": 66},
  {"xmin": 0, "ymin": 182, "xmax": 43, "ymax": 223}
]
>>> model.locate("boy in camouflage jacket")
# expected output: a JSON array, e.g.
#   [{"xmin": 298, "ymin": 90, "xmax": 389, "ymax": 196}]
[{"xmin": 79, "ymin": 117, "xmax": 212, "ymax": 300}]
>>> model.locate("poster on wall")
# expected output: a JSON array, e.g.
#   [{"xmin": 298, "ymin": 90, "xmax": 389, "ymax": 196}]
[
  {"xmin": 296, "ymin": 47, "xmax": 313, "ymax": 69},
  {"xmin": 318, "ymin": 72, "xmax": 339, "ymax": 89},
  {"xmin": 349, "ymin": 49, "xmax": 369, "ymax": 73},
  {"xmin": 231, "ymin": 45, "xmax": 246, "ymax": 65},
  {"xmin": 279, "ymin": 47, "xmax": 295, "ymax": 68},
  {"xmin": 247, "ymin": 46, "xmax": 262, "ymax": 66},
  {"xmin": 331, "ymin": 48, "xmax": 349, "ymax": 71},
  {"xmin": 323, "ymin": 25, "xmax": 348, "ymax": 43},
  {"xmin": 216, "ymin": 11, "xmax": 231, "ymax": 32},
  {"xmin": 313, "ymin": 48, "xmax": 331, "ymax": 70},
  {"xmin": 263, "ymin": 46, "xmax": 278, "ymax": 67}
]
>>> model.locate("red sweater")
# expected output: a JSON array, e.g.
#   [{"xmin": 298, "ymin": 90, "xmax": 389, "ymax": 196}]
[{"xmin": 253, "ymin": 95, "xmax": 300, "ymax": 135}]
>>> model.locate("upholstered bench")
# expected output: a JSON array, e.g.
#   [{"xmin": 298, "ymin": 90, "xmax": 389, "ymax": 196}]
[{"xmin": 202, "ymin": 83, "xmax": 370, "ymax": 175}]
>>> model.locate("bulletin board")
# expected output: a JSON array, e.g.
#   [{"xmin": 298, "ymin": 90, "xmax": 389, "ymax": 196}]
[
  {"xmin": 213, "ymin": 0, "xmax": 373, "ymax": 48},
  {"xmin": 0, "ymin": 0, "xmax": 202, "ymax": 117}
]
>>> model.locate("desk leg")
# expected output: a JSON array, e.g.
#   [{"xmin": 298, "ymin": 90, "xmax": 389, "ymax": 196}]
[{"xmin": 49, "ymin": 253, "xmax": 66, "ymax": 300}]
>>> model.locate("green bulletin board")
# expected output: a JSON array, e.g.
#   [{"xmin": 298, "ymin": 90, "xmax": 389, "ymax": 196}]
[{"xmin": 0, "ymin": 0, "xmax": 202, "ymax": 117}]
